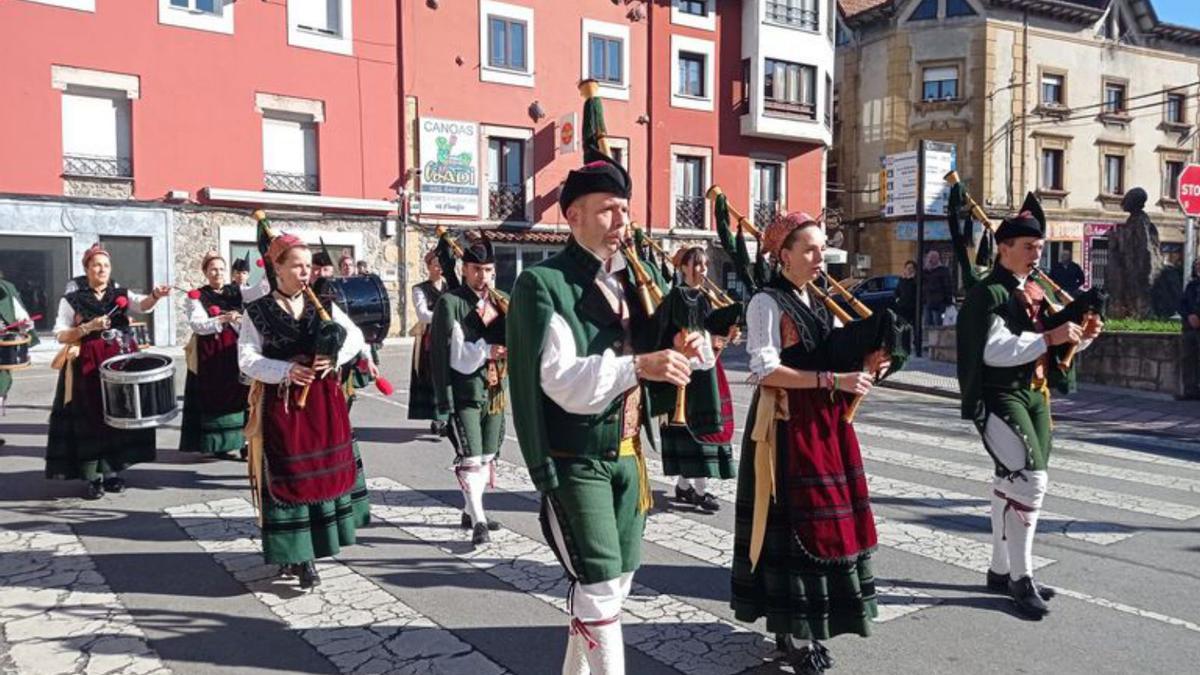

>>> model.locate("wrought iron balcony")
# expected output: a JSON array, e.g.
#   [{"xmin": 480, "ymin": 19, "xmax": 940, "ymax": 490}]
[
  {"xmin": 489, "ymin": 182, "xmax": 526, "ymax": 222},
  {"xmin": 674, "ymin": 195, "xmax": 705, "ymax": 229},
  {"xmin": 264, "ymin": 171, "xmax": 320, "ymax": 193},
  {"xmin": 753, "ymin": 200, "xmax": 780, "ymax": 227},
  {"xmin": 765, "ymin": 2, "xmax": 819, "ymax": 31},
  {"xmin": 62, "ymin": 154, "xmax": 132, "ymax": 179}
]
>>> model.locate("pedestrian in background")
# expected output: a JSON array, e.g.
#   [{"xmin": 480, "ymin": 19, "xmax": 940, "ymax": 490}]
[
  {"xmin": 921, "ymin": 250, "xmax": 953, "ymax": 327},
  {"xmin": 895, "ymin": 260, "xmax": 917, "ymax": 327},
  {"xmin": 1050, "ymin": 248, "xmax": 1085, "ymax": 299},
  {"xmin": 1179, "ymin": 258, "xmax": 1200, "ymax": 401}
]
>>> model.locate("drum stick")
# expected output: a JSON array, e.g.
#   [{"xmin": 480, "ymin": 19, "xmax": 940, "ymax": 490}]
[{"xmin": 1, "ymin": 314, "xmax": 42, "ymax": 332}]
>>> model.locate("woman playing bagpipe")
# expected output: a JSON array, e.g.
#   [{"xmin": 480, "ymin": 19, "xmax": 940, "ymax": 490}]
[
  {"xmin": 179, "ymin": 252, "xmax": 249, "ymax": 459},
  {"xmin": 408, "ymin": 247, "xmax": 450, "ymax": 429},
  {"xmin": 238, "ymin": 214, "xmax": 369, "ymax": 590},
  {"xmin": 648, "ymin": 245, "xmax": 742, "ymax": 512},
  {"xmin": 730, "ymin": 213, "xmax": 902, "ymax": 674},
  {"xmin": 46, "ymin": 244, "xmax": 172, "ymax": 500}
]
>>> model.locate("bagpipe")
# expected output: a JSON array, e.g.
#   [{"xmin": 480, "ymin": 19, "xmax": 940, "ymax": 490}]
[
  {"xmin": 705, "ymin": 186, "xmax": 910, "ymax": 423},
  {"xmin": 944, "ymin": 172, "xmax": 1106, "ymax": 370}
]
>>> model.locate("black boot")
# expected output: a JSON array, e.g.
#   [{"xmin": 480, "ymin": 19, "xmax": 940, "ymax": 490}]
[
  {"xmin": 85, "ymin": 479, "xmax": 105, "ymax": 500},
  {"xmin": 461, "ymin": 512, "xmax": 473, "ymax": 530},
  {"xmin": 989, "ymin": 569, "xmax": 1054, "ymax": 601},
  {"xmin": 674, "ymin": 484, "xmax": 697, "ymax": 504},
  {"xmin": 462, "ymin": 513, "xmax": 504, "ymax": 531},
  {"xmin": 1010, "ymin": 576, "xmax": 1050, "ymax": 619},
  {"xmin": 298, "ymin": 561, "xmax": 321, "ymax": 589},
  {"xmin": 790, "ymin": 642, "xmax": 830, "ymax": 674},
  {"xmin": 102, "ymin": 475, "xmax": 126, "ymax": 493},
  {"xmin": 696, "ymin": 492, "xmax": 720, "ymax": 512},
  {"xmin": 471, "ymin": 522, "xmax": 491, "ymax": 547},
  {"xmin": 239, "ymin": 444, "xmax": 249, "ymax": 461}
]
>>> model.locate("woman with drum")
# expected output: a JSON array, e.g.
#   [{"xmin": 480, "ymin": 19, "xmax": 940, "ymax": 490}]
[
  {"xmin": 239, "ymin": 228, "xmax": 368, "ymax": 590},
  {"xmin": 179, "ymin": 252, "xmax": 249, "ymax": 460},
  {"xmin": 46, "ymin": 243, "xmax": 172, "ymax": 500}
]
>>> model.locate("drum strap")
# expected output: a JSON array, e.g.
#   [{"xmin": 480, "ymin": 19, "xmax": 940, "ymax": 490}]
[
  {"xmin": 50, "ymin": 343, "xmax": 81, "ymax": 405},
  {"xmin": 244, "ymin": 380, "xmax": 266, "ymax": 526}
]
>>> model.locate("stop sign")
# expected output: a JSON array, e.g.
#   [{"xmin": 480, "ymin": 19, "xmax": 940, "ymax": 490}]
[{"xmin": 1180, "ymin": 164, "xmax": 1200, "ymax": 216}]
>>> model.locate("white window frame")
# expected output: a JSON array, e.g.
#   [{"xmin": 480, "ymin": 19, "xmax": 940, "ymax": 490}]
[
  {"xmin": 287, "ymin": 0, "xmax": 353, "ymax": 56},
  {"xmin": 480, "ymin": 0, "xmax": 535, "ymax": 88},
  {"xmin": 607, "ymin": 137, "xmax": 630, "ymax": 170},
  {"xmin": 24, "ymin": 0, "xmax": 94, "ymax": 10},
  {"xmin": 480, "ymin": 123, "xmax": 533, "ymax": 224},
  {"xmin": 670, "ymin": 144, "xmax": 713, "ymax": 232},
  {"xmin": 219, "ymin": 226, "xmax": 363, "ymax": 272},
  {"xmin": 671, "ymin": 0, "xmax": 715, "ymax": 31},
  {"xmin": 749, "ymin": 157, "xmax": 787, "ymax": 214},
  {"xmin": 257, "ymin": 95, "xmax": 324, "ymax": 193},
  {"xmin": 51, "ymin": 65, "xmax": 140, "ymax": 99},
  {"xmin": 670, "ymin": 35, "xmax": 715, "ymax": 112},
  {"xmin": 581, "ymin": 18, "xmax": 630, "ymax": 101},
  {"xmin": 158, "ymin": 0, "xmax": 234, "ymax": 35}
]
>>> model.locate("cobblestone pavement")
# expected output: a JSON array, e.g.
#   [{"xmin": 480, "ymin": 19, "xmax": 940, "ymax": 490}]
[{"xmin": 1, "ymin": 344, "xmax": 1199, "ymax": 674}]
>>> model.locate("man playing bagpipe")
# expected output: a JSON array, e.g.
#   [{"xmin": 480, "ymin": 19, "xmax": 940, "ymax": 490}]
[
  {"xmin": 955, "ymin": 193, "xmax": 1105, "ymax": 619},
  {"xmin": 649, "ymin": 245, "xmax": 742, "ymax": 512},
  {"xmin": 507, "ymin": 157, "xmax": 697, "ymax": 674},
  {"xmin": 238, "ymin": 215, "xmax": 370, "ymax": 590},
  {"xmin": 430, "ymin": 235, "xmax": 509, "ymax": 548}
]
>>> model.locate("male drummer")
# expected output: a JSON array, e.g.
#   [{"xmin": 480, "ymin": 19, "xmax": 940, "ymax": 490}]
[
  {"xmin": 0, "ymin": 267, "xmax": 38, "ymax": 434},
  {"xmin": 339, "ymin": 255, "xmax": 355, "ymax": 278},
  {"xmin": 314, "ymin": 249, "xmax": 336, "ymax": 280},
  {"xmin": 430, "ymin": 236, "xmax": 508, "ymax": 547},
  {"xmin": 231, "ymin": 256, "xmax": 252, "ymax": 288}
]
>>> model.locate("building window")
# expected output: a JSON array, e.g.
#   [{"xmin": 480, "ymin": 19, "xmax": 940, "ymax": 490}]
[
  {"xmin": 262, "ymin": 112, "xmax": 319, "ymax": 193},
  {"xmin": 488, "ymin": 16, "xmax": 527, "ymax": 71},
  {"xmin": 480, "ymin": 1, "xmax": 534, "ymax": 87},
  {"xmin": 679, "ymin": 0, "xmax": 706, "ymax": 15},
  {"xmin": 61, "ymin": 87, "xmax": 133, "ymax": 179},
  {"xmin": 765, "ymin": 0, "xmax": 819, "ymax": 32},
  {"xmin": 24, "ymin": 0, "xmax": 94, "ymax": 10},
  {"xmin": 170, "ymin": 0, "xmax": 217, "ymax": 13},
  {"xmin": 1041, "ymin": 149, "xmax": 1064, "ymax": 191},
  {"xmin": 752, "ymin": 161, "xmax": 782, "ymax": 225},
  {"xmin": 764, "ymin": 58, "xmax": 817, "ymax": 119},
  {"xmin": 159, "ymin": 0, "xmax": 233, "ymax": 33},
  {"xmin": 922, "ymin": 66, "xmax": 958, "ymax": 101},
  {"xmin": 678, "ymin": 52, "xmax": 706, "ymax": 98},
  {"xmin": 1166, "ymin": 93, "xmax": 1187, "ymax": 124},
  {"xmin": 1165, "ymin": 160, "xmax": 1184, "ymax": 200},
  {"xmin": 1041, "ymin": 73, "xmax": 1064, "ymax": 107},
  {"xmin": 908, "ymin": 0, "xmax": 938, "ymax": 21},
  {"xmin": 674, "ymin": 155, "xmax": 706, "ymax": 229},
  {"xmin": 588, "ymin": 35, "xmax": 622, "ymax": 85},
  {"xmin": 487, "ymin": 137, "xmax": 526, "ymax": 222},
  {"xmin": 287, "ymin": 0, "xmax": 352, "ymax": 55},
  {"xmin": 825, "ymin": 73, "xmax": 833, "ymax": 127},
  {"xmin": 827, "ymin": 0, "xmax": 835, "ymax": 41},
  {"xmin": 945, "ymin": 0, "xmax": 977, "ymax": 17},
  {"xmin": 1103, "ymin": 154, "xmax": 1124, "ymax": 196},
  {"xmin": 1103, "ymin": 81, "xmax": 1126, "ymax": 114},
  {"xmin": 671, "ymin": 0, "xmax": 714, "ymax": 30}
]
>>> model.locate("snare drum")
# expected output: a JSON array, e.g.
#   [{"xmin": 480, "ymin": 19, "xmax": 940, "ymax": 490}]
[
  {"xmin": 128, "ymin": 321, "xmax": 152, "ymax": 349},
  {"xmin": 0, "ymin": 332, "xmax": 31, "ymax": 371},
  {"xmin": 100, "ymin": 352, "xmax": 178, "ymax": 429},
  {"xmin": 329, "ymin": 274, "xmax": 392, "ymax": 344}
]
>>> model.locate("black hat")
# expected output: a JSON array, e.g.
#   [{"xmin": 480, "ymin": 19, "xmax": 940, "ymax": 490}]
[
  {"xmin": 558, "ymin": 156, "xmax": 632, "ymax": 215},
  {"xmin": 231, "ymin": 256, "xmax": 250, "ymax": 273},
  {"xmin": 312, "ymin": 250, "xmax": 334, "ymax": 267},
  {"xmin": 994, "ymin": 192, "xmax": 1046, "ymax": 242},
  {"xmin": 462, "ymin": 234, "xmax": 494, "ymax": 265}
]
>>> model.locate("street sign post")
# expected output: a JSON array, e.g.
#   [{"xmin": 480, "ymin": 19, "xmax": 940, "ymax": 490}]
[{"xmin": 1180, "ymin": 164, "xmax": 1200, "ymax": 282}]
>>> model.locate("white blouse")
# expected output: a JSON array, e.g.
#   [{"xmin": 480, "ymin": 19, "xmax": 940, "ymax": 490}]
[
  {"xmin": 412, "ymin": 281, "xmax": 445, "ymax": 325},
  {"xmin": 184, "ymin": 291, "xmax": 237, "ymax": 336},
  {"xmin": 52, "ymin": 290, "xmax": 150, "ymax": 340},
  {"xmin": 745, "ymin": 286, "xmax": 843, "ymax": 380},
  {"xmin": 237, "ymin": 302, "xmax": 365, "ymax": 385}
]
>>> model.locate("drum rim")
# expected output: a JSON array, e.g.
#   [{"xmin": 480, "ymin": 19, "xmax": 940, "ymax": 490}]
[
  {"xmin": 100, "ymin": 352, "xmax": 175, "ymax": 384},
  {"xmin": 0, "ymin": 336, "xmax": 31, "ymax": 347},
  {"xmin": 103, "ymin": 408, "xmax": 179, "ymax": 430},
  {"xmin": 0, "ymin": 362, "xmax": 31, "ymax": 371}
]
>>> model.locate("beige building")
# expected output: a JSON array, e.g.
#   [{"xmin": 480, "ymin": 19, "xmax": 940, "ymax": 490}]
[{"xmin": 833, "ymin": 0, "xmax": 1200, "ymax": 285}]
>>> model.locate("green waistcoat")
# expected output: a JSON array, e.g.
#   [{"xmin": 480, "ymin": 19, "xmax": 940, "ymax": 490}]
[
  {"xmin": 956, "ymin": 265, "xmax": 1076, "ymax": 422},
  {"xmin": 507, "ymin": 240, "xmax": 666, "ymax": 492},
  {"xmin": 0, "ymin": 279, "xmax": 39, "ymax": 396},
  {"xmin": 430, "ymin": 285, "xmax": 509, "ymax": 417}
]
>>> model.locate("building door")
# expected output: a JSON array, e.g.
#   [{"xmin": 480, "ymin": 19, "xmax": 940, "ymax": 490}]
[
  {"xmin": 99, "ymin": 235, "xmax": 154, "ymax": 340},
  {"xmin": 0, "ymin": 234, "xmax": 71, "ymax": 333}
]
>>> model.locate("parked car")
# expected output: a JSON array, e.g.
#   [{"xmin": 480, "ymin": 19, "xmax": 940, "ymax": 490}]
[{"xmin": 836, "ymin": 275, "xmax": 900, "ymax": 316}]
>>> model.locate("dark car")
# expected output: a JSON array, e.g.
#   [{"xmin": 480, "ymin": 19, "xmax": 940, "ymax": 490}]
[{"xmin": 835, "ymin": 275, "xmax": 900, "ymax": 316}]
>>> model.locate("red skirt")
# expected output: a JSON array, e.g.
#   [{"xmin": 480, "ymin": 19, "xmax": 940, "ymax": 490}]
[
  {"xmin": 262, "ymin": 376, "xmax": 356, "ymax": 505},
  {"xmin": 194, "ymin": 328, "xmax": 249, "ymax": 415},
  {"xmin": 781, "ymin": 389, "xmax": 877, "ymax": 562}
]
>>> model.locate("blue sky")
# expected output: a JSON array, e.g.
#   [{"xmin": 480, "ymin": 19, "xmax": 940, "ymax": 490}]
[{"xmin": 1152, "ymin": 0, "xmax": 1199, "ymax": 28}]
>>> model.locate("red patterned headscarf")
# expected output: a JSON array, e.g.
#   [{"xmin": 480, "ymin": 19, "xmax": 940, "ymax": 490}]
[
  {"xmin": 761, "ymin": 212, "xmax": 818, "ymax": 258},
  {"xmin": 81, "ymin": 243, "xmax": 110, "ymax": 267},
  {"xmin": 266, "ymin": 233, "xmax": 307, "ymax": 265}
]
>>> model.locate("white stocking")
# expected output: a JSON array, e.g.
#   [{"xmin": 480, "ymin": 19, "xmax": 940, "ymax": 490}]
[
  {"xmin": 989, "ymin": 477, "xmax": 1010, "ymax": 575},
  {"xmin": 692, "ymin": 477, "xmax": 708, "ymax": 496}
]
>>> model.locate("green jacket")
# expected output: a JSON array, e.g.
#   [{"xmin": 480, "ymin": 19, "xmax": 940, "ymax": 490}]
[
  {"xmin": 430, "ymin": 285, "xmax": 509, "ymax": 419},
  {"xmin": 955, "ymin": 265, "xmax": 1076, "ymax": 422},
  {"xmin": 0, "ymin": 279, "xmax": 39, "ymax": 396},
  {"xmin": 507, "ymin": 239, "xmax": 666, "ymax": 492}
]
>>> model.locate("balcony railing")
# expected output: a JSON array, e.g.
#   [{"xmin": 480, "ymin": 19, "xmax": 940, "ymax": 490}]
[
  {"xmin": 674, "ymin": 195, "xmax": 705, "ymax": 229},
  {"xmin": 63, "ymin": 154, "xmax": 132, "ymax": 179},
  {"xmin": 753, "ymin": 200, "xmax": 780, "ymax": 227},
  {"xmin": 764, "ymin": 98, "xmax": 817, "ymax": 120},
  {"xmin": 264, "ymin": 171, "xmax": 320, "ymax": 193},
  {"xmin": 489, "ymin": 182, "xmax": 526, "ymax": 222},
  {"xmin": 765, "ymin": 2, "xmax": 818, "ymax": 31}
]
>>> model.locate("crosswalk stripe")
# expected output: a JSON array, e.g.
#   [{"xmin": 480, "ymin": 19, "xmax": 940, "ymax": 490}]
[
  {"xmin": 367, "ymin": 477, "xmax": 774, "ymax": 675},
  {"xmin": 855, "ymin": 422, "xmax": 1200, "ymax": 494},
  {"xmin": 164, "ymin": 498, "xmax": 510, "ymax": 675},
  {"xmin": 0, "ymin": 525, "xmax": 170, "ymax": 675},
  {"xmin": 861, "ymin": 446, "xmax": 1200, "ymax": 521}
]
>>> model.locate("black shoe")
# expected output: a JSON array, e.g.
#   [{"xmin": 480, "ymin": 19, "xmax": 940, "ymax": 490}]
[
  {"xmin": 102, "ymin": 476, "xmax": 126, "ymax": 493},
  {"xmin": 790, "ymin": 644, "xmax": 830, "ymax": 674},
  {"xmin": 1010, "ymin": 576, "xmax": 1050, "ymax": 619},
  {"xmin": 989, "ymin": 569, "xmax": 1054, "ymax": 601},
  {"xmin": 85, "ymin": 480, "xmax": 105, "ymax": 500},
  {"xmin": 471, "ymin": 522, "xmax": 491, "ymax": 547},
  {"xmin": 696, "ymin": 492, "xmax": 720, "ymax": 512},
  {"xmin": 239, "ymin": 445, "xmax": 249, "ymax": 461},
  {"xmin": 0, "ymin": 437, "xmax": 6, "ymax": 447},
  {"xmin": 298, "ymin": 561, "xmax": 321, "ymax": 589},
  {"xmin": 461, "ymin": 512, "xmax": 473, "ymax": 530},
  {"xmin": 674, "ymin": 484, "xmax": 698, "ymax": 504},
  {"xmin": 461, "ymin": 513, "xmax": 503, "ymax": 531}
]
